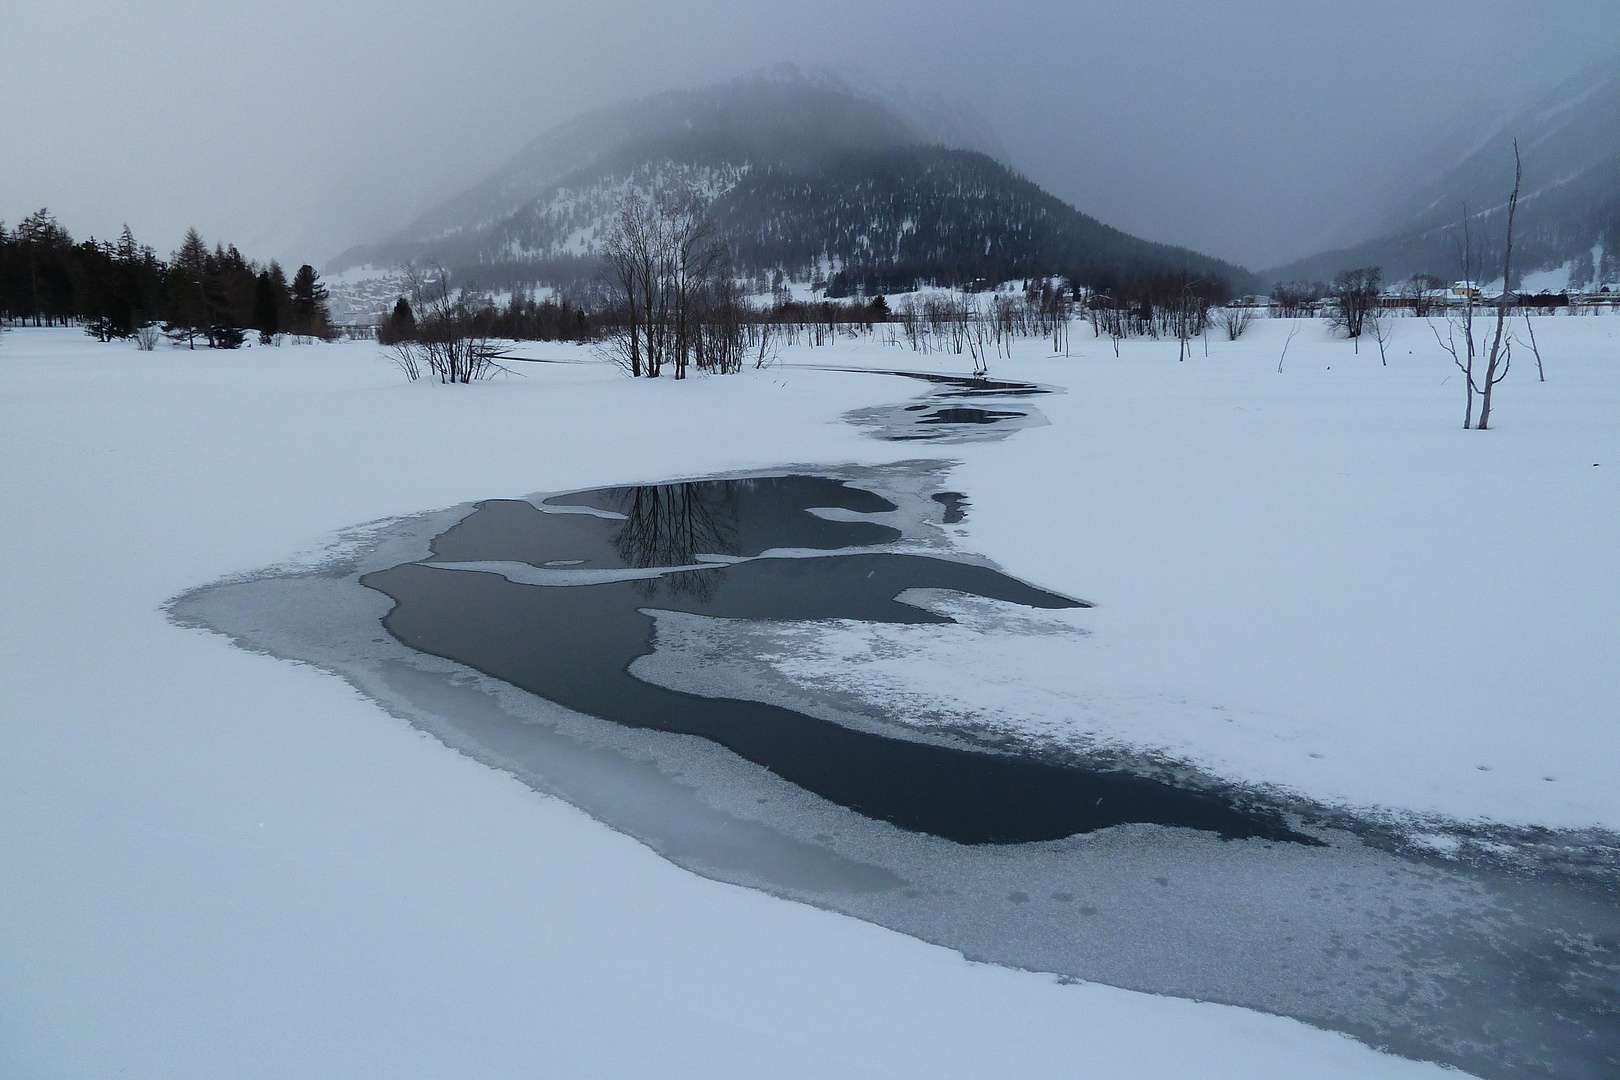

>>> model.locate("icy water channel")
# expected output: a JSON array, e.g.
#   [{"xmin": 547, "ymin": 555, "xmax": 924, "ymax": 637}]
[
  {"xmin": 360, "ymin": 477, "xmax": 1304, "ymax": 846},
  {"xmin": 172, "ymin": 464, "xmax": 1619, "ymax": 1080},
  {"xmin": 823, "ymin": 368, "xmax": 1055, "ymax": 442}
]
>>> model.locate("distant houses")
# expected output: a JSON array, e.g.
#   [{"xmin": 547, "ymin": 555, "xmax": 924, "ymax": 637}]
[{"xmin": 1246, "ymin": 280, "xmax": 1619, "ymax": 316}]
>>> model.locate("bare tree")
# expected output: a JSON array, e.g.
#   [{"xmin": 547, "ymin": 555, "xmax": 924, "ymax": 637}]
[
  {"xmin": 752, "ymin": 319, "xmax": 780, "ymax": 368},
  {"xmin": 1430, "ymin": 141, "xmax": 1522, "ymax": 429},
  {"xmin": 1269, "ymin": 280, "xmax": 1324, "ymax": 319},
  {"xmin": 1089, "ymin": 292, "xmax": 1126, "ymax": 356},
  {"xmin": 1474, "ymin": 142, "xmax": 1521, "ymax": 430},
  {"xmin": 1366, "ymin": 307, "xmax": 1391, "ymax": 366},
  {"xmin": 694, "ymin": 275, "xmax": 749, "ymax": 375},
  {"xmin": 1402, "ymin": 274, "xmax": 1444, "ymax": 317},
  {"xmin": 601, "ymin": 184, "xmax": 731, "ymax": 379},
  {"xmin": 1431, "ymin": 208, "xmax": 1483, "ymax": 426},
  {"xmin": 1522, "ymin": 309, "xmax": 1545, "ymax": 382},
  {"xmin": 1217, "ymin": 305, "xmax": 1256, "ymax": 340},
  {"xmin": 662, "ymin": 190, "xmax": 727, "ymax": 380},
  {"xmin": 603, "ymin": 192, "xmax": 660, "ymax": 377},
  {"xmin": 1276, "ymin": 324, "xmax": 1299, "ymax": 373},
  {"xmin": 1046, "ymin": 282, "xmax": 1073, "ymax": 355},
  {"xmin": 1167, "ymin": 278, "xmax": 1210, "ymax": 361},
  {"xmin": 1327, "ymin": 267, "xmax": 1382, "ymax": 347},
  {"xmin": 387, "ymin": 263, "xmax": 508, "ymax": 383}
]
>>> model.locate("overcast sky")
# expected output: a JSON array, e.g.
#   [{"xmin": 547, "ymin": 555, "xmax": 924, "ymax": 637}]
[{"xmin": 2, "ymin": 0, "xmax": 1611, "ymax": 271}]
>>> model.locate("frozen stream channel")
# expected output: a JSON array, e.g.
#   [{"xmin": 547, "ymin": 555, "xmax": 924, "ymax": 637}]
[{"xmin": 172, "ymin": 464, "xmax": 1618, "ymax": 1080}]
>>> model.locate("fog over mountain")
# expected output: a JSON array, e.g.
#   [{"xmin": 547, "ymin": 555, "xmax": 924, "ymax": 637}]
[
  {"xmin": 336, "ymin": 65, "xmax": 1254, "ymax": 295},
  {"xmin": 2, "ymin": 2, "xmax": 1614, "ymax": 271},
  {"xmin": 348, "ymin": 66, "xmax": 1006, "ymax": 262},
  {"xmin": 1268, "ymin": 55, "xmax": 1620, "ymax": 289}
]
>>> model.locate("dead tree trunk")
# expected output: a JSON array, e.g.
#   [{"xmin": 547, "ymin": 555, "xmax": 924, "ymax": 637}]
[{"xmin": 1475, "ymin": 141, "xmax": 1521, "ymax": 431}]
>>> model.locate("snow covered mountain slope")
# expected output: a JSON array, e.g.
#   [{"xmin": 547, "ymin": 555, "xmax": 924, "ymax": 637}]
[
  {"xmin": 353, "ymin": 65, "xmax": 930, "ymax": 256},
  {"xmin": 1268, "ymin": 55, "xmax": 1620, "ymax": 287},
  {"xmin": 334, "ymin": 64, "xmax": 1256, "ymax": 295}
]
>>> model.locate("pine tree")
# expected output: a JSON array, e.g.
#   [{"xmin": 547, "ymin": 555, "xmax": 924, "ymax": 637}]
[
  {"xmin": 114, "ymin": 225, "xmax": 162, "ymax": 334},
  {"xmin": 377, "ymin": 296, "xmax": 415, "ymax": 344},
  {"xmin": 107, "ymin": 226, "xmax": 142, "ymax": 338},
  {"xmin": 252, "ymin": 271, "xmax": 282, "ymax": 343},
  {"xmin": 165, "ymin": 227, "xmax": 210, "ymax": 348},
  {"xmin": 77, "ymin": 238, "xmax": 121, "ymax": 342},
  {"xmin": 212, "ymin": 321, "xmax": 246, "ymax": 349},
  {"xmin": 17, "ymin": 210, "xmax": 73, "ymax": 326},
  {"xmin": 214, "ymin": 244, "xmax": 258, "ymax": 329},
  {"xmin": 266, "ymin": 262, "xmax": 292, "ymax": 334},
  {"xmin": 202, "ymin": 244, "xmax": 246, "ymax": 348},
  {"xmin": 289, "ymin": 264, "xmax": 331, "ymax": 339}
]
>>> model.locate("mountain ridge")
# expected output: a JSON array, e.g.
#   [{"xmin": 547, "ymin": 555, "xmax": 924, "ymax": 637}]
[{"xmin": 334, "ymin": 66, "xmax": 1257, "ymax": 296}]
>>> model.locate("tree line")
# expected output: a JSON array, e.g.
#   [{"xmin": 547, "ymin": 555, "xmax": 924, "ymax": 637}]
[
  {"xmin": 379, "ymin": 266, "xmax": 599, "ymax": 383},
  {"xmin": 392, "ymin": 180, "xmax": 1249, "ymax": 383},
  {"xmin": 0, "ymin": 209, "xmax": 331, "ymax": 346},
  {"xmin": 377, "ymin": 287, "xmax": 593, "ymax": 347}
]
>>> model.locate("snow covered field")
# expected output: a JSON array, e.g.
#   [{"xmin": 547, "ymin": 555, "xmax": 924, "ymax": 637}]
[
  {"xmin": 3, "ymin": 314, "xmax": 1615, "ymax": 1078},
  {"xmin": 744, "ymin": 319, "xmax": 1620, "ymax": 836}
]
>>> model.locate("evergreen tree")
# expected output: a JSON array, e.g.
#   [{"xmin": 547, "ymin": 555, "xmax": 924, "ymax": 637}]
[
  {"xmin": 211, "ymin": 320, "xmax": 246, "ymax": 349},
  {"xmin": 265, "ymin": 262, "xmax": 292, "ymax": 334},
  {"xmin": 0, "ymin": 221, "xmax": 10, "ymax": 319},
  {"xmin": 66, "ymin": 226, "xmax": 163, "ymax": 341},
  {"xmin": 252, "ymin": 271, "xmax": 282, "ymax": 343},
  {"xmin": 289, "ymin": 264, "xmax": 331, "ymax": 339},
  {"xmin": 377, "ymin": 296, "xmax": 415, "ymax": 344},
  {"xmin": 213, "ymin": 243, "xmax": 257, "ymax": 329},
  {"xmin": 202, "ymin": 244, "xmax": 245, "ymax": 348},
  {"xmin": 0, "ymin": 215, "xmax": 309, "ymax": 346},
  {"xmin": 17, "ymin": 210, "xmax": 74, "ymax": 326},
  {"xmin": 76, "ymin": 238, "xmax": 120, "ymax": 341},
  {"xmin": 114, "ymin": 225, "xmax": 164, "ymax": 333},
  {"xmin": 165, "ymin": 227, "xmax": 210, "ymax": 348}
]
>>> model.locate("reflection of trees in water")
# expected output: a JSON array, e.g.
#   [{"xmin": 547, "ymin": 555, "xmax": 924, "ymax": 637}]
[
  {"xmin": 612, "ymin": 482, "xmax": 740, "ymax": 602},
  {"xmin": 631, "ymin": 564, "xmax": 724, "ymax": 602},
  {"xmin": 611, "ymin": 482, "xmax": 740, "ymax": 567}
]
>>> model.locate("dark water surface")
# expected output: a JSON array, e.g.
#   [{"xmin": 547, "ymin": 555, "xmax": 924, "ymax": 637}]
[
  {"xmin": 931, "ymin": 491, "xmax": 969, "ymax": 524},
  {"xmin": 919, "ymin": 406, "xmax": 1028, "ymax": 426},
  {"xmin": 831, "ymin": 369, "xmax": 1055, "ymax": 442},
  {"xmin": 361, "ymin": 477, "xmax": 1305, "ymax": 845}
]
